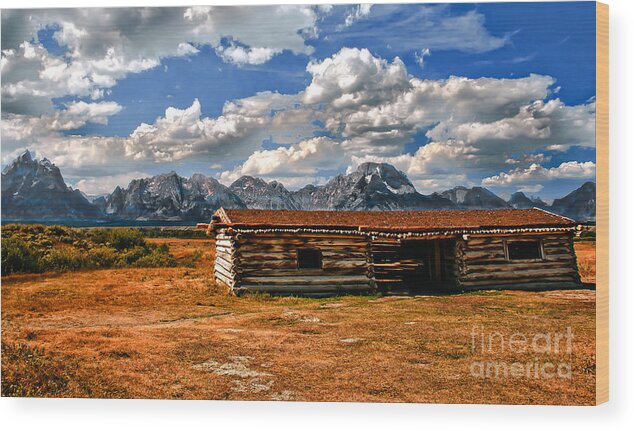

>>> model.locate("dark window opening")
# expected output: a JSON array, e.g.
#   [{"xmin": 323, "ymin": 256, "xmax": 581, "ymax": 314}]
[
  {"xmin": 296, "ymin": 248, "xmax": 322, "ymax": 269},
  {"xmin": 506, "ymin": 241, "xmax": 542, "ymax": 260}
]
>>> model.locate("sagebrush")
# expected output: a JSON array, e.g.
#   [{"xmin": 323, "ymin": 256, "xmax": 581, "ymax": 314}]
[{"xmin": 1, "ymin": 224, "xmax": 176, "ymax": 275}]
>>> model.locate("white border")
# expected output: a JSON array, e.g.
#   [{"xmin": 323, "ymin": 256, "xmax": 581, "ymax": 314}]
[{"xmin": 1, "ymin": 1, "xmax": 632, "ymax": 430}]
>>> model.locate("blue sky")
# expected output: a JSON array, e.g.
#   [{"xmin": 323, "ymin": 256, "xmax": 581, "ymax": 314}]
[{"xmin": 1, "ymin": 3, "xmax": 597, "ymax": 201}]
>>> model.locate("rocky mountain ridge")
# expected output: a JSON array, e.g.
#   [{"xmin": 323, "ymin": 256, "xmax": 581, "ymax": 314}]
[
  {"xmin": 1, "ymin": 151, "xmax": 596, "ymax": 222},
  {"xmin": 1, "ymin": 150, "xmax": 103, "ymax": 221}
]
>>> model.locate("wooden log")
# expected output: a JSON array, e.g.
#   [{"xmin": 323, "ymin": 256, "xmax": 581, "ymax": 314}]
[
  {"xmin": 214, "ymin": 265, "xmax": 236, "ymax": 282},
  {"xmin": 216, "ymin": 255, "xmax": 239, "ymax": 267},
  {"xmin": 460, "ymin": 281, "xmax": 581, "ymax": 291},
  {"xmin": 238, "ymin": 252, "xmax": 296, "ymax": 261},
  {"xmin": 214, "ymin": 271, "xmax": 236, "ymax": 288},
  {"xmin": 541, "ymin": 239, "xmax": 573, "ymax": 247},
  {"xmin": 215, "ymin": 243, "xmax": 234, "ymax": 252},
  {"xmin": 215, "ymin": 248, "xmax": 235, "ymax": 258},
  {"xmin": 239, "ymin": 267, "xmax": 370, "ymax": 277},
  {"xmin": 371, "ymin": 251, "xmax": 400, "ymax": 256},
  {"xmin": 214, "ymin": 265, "xmax": 238, "ymax": 283},
  {"xmin": 322, "ymin": 260, "xmax": 368, "ymax": 269},
  {"xmin": 215, "ymin": 239, "xmax": 234, "ymax": 248},
  {"xmin": 542, "ymin": 253, "xmax": 578, "ymax": 262},
  {"xmin": 542, "ymin": 246, "xmax": 574, "ymax": 255},
  {"xmin": 464, "ymin": 250, "xmax": 506, "ymax": 260},
  {"xmin": 465, "ymin": 256, "xmax": 576, "ymax": 266},
  {"xmin": 239, "ymin": 260, "xmax": 299, "ymax": 270},
  {"xmin": 215, "ymin": 251, "xmax": 234, "ymax": 261},
  {"xmin": 240, "ymin": 275, "xmax": 371, "ymax": 286},
  {"xmin": 238, "ymin": 250, "xmax": 370, "ymax": 261},
  {"xmin": 464, "ymin": 265, "xmax": 578, "ymax": 278},
  {"xmin": 237, "ymin": 238, "xmax": 368, "ymax": 247},
  {"xmin": 236, "ymin": 284, "xmax": 373, "ymax": 294},
  {"xmin": 467, "ymin": 232, "xmax": 572, "ymax": 241},
  {"xmin": 214, "ymin": 256, "xmax": 235, "ymax": 274},
  {"xmin": 465, "ymin": 243, "xmax": 505, "ymax": 252},
  {"xmin": 465, "ymin": 260, "xmax": 577, "ymax": 272},
  {"xmin": 458, "ymin": 275, "xmax": 578, "ymax": 287},
  {"xmin": 215, "ymin": 238, "xmax": 234, "ymax": 245},
  {"xmin": 215, "ymin": 251, "xmax": 237, "ymax": 262},
  {"xmin": 238, "ymin": 258, "xmax": 368, "ymax": 270},
  {"xmin": 238, "ymin": 244, "xmax": 368, "ymax": 255},
  {"xmin": 239, "ymin": 232, "xmax": 365, "ymax": 240},
  {"xmin": 321, "ymin": 251, "xmax": 370, "ymax": 259},
  {"xmin": 215, "ymin": 249, "xmax": 237, "ymax": 261},
  {"xmin": 464, "ymin": 254, "xmax": 574, "ymax": 265},
  {"xmin": 461, "ymin": 267, "xmax": 577, "ymax": 281}
]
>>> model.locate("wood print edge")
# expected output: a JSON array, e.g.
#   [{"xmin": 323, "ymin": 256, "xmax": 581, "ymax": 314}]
[{"xmin": 595, "ymin": 0, "xmax": 609, "ymax": 406}]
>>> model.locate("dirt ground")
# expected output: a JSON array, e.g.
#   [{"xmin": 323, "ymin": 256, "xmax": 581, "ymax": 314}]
[
  {"xmin": 574, "ymin": 241, "xmax": 596, "ymax": 284},
  {"xmin": 1, "ymin": 239, "xmax": 596, "ymax": 404}
]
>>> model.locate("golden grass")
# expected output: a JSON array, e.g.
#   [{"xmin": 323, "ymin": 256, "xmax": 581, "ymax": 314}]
[
  {"xmin": 1, "ymin": 239, "xmax": 596, "ymax": 404},
  {"xmin": 574, "ymin": 241, "xmax": 596, "ymax": 284}
]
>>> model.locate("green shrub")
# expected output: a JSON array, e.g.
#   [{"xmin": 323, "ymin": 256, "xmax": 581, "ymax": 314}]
[
  {"xmin": 140, "ymin": 228, "xmax": 207, "ymax": 239},
  {"xmin": 86, "ymin": 246, "xmax": 121, "ymax": 268},
  {"xmin": 119, "ymin": 245, "xmax": 149, "ymax": 265},
  {"xmin": 39, "ymin": 246, "xmax": 88, "ymax": 272},
  {"xmin": 1, "ymin": 237, "xmax": 40, "ymax": 275},
  {"xmin": 134, "ymin": 248, "xmax": 177, "ymax": 268},
  {"xmin": 89, "ymin": 228, "xmax": 145, "ymax": 251},
  {"xmin": 1, "ymin": 224, "xmax": 178, "ymax": 275}
]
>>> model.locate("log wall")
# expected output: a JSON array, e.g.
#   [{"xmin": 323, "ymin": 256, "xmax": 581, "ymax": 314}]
[
  {"xmin": 215, "ymin": 231, "xmax": 375, "ymax": 296},
  {"xmin": 213, "ymin": 229, "xmax": 582, "ymax": 296},
  {"xmin": 456, "ymin": 232, "xmax": 581, "ymax": 290},
  {"xmin": 213, "ymin": 232, "xmax": 239, "ymax": 290}
]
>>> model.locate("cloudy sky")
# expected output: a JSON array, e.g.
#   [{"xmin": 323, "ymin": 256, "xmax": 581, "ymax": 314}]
[{"xmin": 1, "ymin": 2, "xmax": 596, "ymax": 200}]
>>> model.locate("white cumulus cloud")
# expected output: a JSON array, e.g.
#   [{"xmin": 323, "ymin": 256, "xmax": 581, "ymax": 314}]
[
  {"xmin": 481, "ymin": 161, "xmax": 596, "ymax": 188},
  {"xmin": 219, "ymin": 136, "xmax": 347, "ymax": 188},
  {"xmin": 1, "ymin": 6, "xmax": 325, "ymax": 114},
  {"xmin": 215, "ymin": 42, "xmax": 280, "ymax": 66}
]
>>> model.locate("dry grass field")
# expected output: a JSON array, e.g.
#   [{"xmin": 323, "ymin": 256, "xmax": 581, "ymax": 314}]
[{"xmin": 1, "ymin": 239, "xmax": 596, "ymax": 404}]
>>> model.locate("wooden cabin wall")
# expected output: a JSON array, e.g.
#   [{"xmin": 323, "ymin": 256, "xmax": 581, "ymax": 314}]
[
  {"xmin": 213, "ymin": 231, "xmax": 239, "ymax": 290},
  {"xmin": 455, "ymin": 232, "xmax": 581, "ymax": 290},
  {"xmin": 227, "ymin": 232, "xmax": 375, "ymax": 296}
]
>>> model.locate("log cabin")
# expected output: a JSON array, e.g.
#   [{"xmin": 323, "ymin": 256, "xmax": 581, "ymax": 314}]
[{"xmin": 205, "ymin": 208, "xmax": 581, "ymax": 296}]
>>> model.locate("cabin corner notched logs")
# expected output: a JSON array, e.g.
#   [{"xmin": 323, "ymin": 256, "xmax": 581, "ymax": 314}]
[{"xmin": 208, "ymin": 208, "xmax": 582, "ymax": 296}]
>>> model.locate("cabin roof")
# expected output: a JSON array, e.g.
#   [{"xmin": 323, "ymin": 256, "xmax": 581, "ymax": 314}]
[{"xmin": 210, "ymin": 208, "xmax": 576, "ymax": 234}]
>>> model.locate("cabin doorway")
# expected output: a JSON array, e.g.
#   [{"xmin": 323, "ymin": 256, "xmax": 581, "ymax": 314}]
[{"xmin": 400, "ymin": 239, "xmax": 455, "ymax": 293}]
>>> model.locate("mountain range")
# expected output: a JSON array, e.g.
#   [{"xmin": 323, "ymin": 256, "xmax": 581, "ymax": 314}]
[
  {"xmin": 1, "ymin": 151, "xmax": 103, "ymax": 221},
  {"xmin": 1, "ymin": 150, "xmax": 596, "ymax": 223}
]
